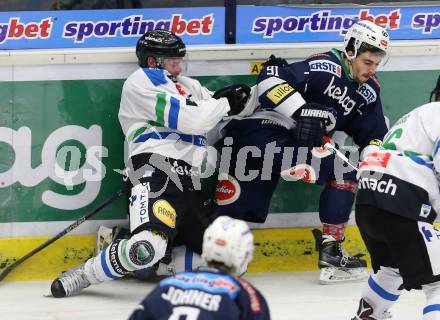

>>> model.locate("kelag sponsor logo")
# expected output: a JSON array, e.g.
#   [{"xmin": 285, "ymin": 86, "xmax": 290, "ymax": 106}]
[
  {"xmin": 0, "ymin": 125, "xmax": 104, "ymax": 210},
  {"xmin": 323, "ymin": 76, "xmax": 357, "ymax": 115}
]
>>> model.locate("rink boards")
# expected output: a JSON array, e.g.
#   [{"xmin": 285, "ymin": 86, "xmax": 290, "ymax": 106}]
[
  {"xmin": 1, "ymin": 45, "xmax": 440, "ymax": 280},
  {"xmin": 0, "ymin": 225, "xmax": 368, "ymax": 281}
]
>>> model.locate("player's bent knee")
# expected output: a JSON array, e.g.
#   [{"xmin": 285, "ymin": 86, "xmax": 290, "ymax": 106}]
[{"xmin": 123, "ymin": 230, "xmax": 168, "ymax": 271}]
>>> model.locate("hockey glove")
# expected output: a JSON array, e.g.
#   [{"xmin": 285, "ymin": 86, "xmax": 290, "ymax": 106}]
[
  {"xmin": 213, "ymin": 84, "xmax": 251, "ymax": 116},
  {"xmin": 360, "ymin": 139, "xmax": 382, "ymax": 161},
  {"xmin": 292, "ymin": 103, "xmax": 337, "ymax": 147},
  {"xmin": 262, "ymin": 54, "xmax": 288, "ymax": 68}
]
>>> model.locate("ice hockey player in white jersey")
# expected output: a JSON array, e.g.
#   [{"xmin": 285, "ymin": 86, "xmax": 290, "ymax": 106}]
[
  {"xmin": 352, "ymin": 102, "xmax": 440, "ymax": 319},
  {"xmin": 50, "ymin": 29, "xmax": 253, "ymax": 298}
]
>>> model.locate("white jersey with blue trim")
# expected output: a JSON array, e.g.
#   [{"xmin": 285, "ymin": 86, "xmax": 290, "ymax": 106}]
[
  {"xmin": 119, "ymin": 67, "xmax": 230, "ymax": 167},
  {"xmin": 359, "ymin": 102, "xmax": 440, "ymax": 216}
]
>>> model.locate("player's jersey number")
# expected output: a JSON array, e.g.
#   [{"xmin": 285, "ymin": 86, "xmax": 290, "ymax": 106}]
[{"xmin": 168, "ymin": 306, "xmax": 201, "ymax": 320}]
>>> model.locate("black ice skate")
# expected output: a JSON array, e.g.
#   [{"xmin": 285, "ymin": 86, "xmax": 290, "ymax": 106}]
[
  {"xmin": 319, "ymin": 236, "xmax": 367, "ymax": 269},
  {"xmin": 351, "ymin": 298, "xmax": 392, "ymax": 320},
  {"xmin": 51, "ymin": 264, "xmax": 90, "ymax": 298},
  {"xmin": 351, "ymin": 298, "xmax": 377, "ymax": 320},
  {"xmin": 312, "ymin": 229, "xmax": 368, "ymax": 284}
]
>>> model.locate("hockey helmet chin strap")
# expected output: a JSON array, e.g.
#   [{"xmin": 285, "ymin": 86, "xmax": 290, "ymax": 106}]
[
  {"xmin": 345, "ymin": 53, "xmax": 356, "ymax": 81},
  {"xmin": 152, "ymin": 56, "xmax": 166, "ymax": 69}
]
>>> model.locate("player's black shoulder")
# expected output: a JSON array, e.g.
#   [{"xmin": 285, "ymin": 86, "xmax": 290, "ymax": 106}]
[{"xmin": 306, "ymin": 51, "xmax": 333, "ymax": 62}]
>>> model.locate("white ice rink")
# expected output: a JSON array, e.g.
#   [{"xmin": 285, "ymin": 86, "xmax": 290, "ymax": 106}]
[{"xmin": 0, "ymin": 271, "xmax": 425, "ymax": 320}]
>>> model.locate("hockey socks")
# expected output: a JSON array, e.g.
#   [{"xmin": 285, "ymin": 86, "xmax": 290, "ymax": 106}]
[
  {"xmin": 423, "ymin": 282, "xmax": 440, "ymax": 320},
  {"xmin": 360, "ymin": 267, "xmax": 402, "ymax": 318}
]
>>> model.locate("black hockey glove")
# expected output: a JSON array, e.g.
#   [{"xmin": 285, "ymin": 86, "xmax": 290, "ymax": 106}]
[
  {"xmin": 292, "ymin": 103, "xmax": 337, "ymax": 147},
  {"xmin": 213, "ymin": 84, "xmax": 251, "ymax": 116},
  {"xmin": 262, "ymin": 54, "xmax": 288, "ymax": 68}
]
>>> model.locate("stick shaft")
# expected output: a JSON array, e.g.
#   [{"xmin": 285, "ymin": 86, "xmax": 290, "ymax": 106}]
[
  {"xmin": 0, "ymin": 187, "xmax": 126, "ymax": 282},
  {"xmin": 324, "ymin": 142, "xmax": 359, "ymax": 173}
]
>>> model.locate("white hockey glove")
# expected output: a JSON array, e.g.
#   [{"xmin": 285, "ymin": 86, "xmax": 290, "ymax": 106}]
[{"xmin": 360, "ymin": 139, "xmax": 382, "ymax": 161}]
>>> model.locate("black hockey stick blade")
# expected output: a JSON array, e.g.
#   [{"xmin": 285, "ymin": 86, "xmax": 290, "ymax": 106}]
[{"xmin": 0, "ymin": 186, "xmax": 127, "ymax": 282}]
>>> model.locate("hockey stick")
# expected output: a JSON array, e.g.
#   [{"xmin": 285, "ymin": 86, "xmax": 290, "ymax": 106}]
[
  {"xmin": 323, "ymin": 137, "xmax": 359, "ymax": 173},
  {"xmin": 0, "ymin": 186, "xmax": 127, "ymax": 282}
]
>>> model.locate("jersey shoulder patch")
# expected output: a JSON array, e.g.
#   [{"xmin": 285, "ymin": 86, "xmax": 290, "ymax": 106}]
[
  {"xmin": 307, "ymin": 54, "xmax": 342, "ymax": 78},
  {"xmin": 357, "ymin": 82, "xmax": 379, "ymax": 105}
]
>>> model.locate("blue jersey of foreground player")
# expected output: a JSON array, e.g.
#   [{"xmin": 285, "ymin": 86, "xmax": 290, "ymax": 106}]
[
  {"xmin": 128, "ymin": 269, "xmax": 270, "ymax": 320},
  {"xmin": 257, "ymin": 48, "xmax": 387, "ymax": 149}
]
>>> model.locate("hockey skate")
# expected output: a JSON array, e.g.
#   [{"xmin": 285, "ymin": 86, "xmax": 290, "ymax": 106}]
[
  {"xmin": 312, "ymin": 229, "xmax": 368, "ymax": 284},
  {"xmin": 351, "ymin": 298, "xmax": 392, "ymax": 320},
  {"xmin": 51, "ymin": 264, "xmax": 90, "ymax": 298}
]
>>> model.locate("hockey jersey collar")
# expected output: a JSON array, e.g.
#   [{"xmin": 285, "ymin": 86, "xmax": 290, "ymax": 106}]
[
  {"xmin": 330, "ymin": 48, "xmax": 353, "ymax": 82},
  {"xmin": 142, "ymin": 67, "xmax": 168, "ymax": 86}
]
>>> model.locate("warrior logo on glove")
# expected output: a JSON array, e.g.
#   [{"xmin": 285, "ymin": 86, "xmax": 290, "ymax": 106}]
[{"xmin": 292, "ymin": 103, "xmax": 337, "ymax": 147}]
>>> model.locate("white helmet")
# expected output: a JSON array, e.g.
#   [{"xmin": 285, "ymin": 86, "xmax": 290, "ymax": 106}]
[
  {"xmin": 202, "ymin": 216, "xmax": 254, "ymax": 276},
  {"xmin": 343, "ymin": 20, "xmax": 390, "ymax": 62}
]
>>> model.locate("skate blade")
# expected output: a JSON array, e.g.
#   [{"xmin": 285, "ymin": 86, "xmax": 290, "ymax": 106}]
[{"xmin": 319, "ymin": 267, "xmax": 369, "ymax": 285}]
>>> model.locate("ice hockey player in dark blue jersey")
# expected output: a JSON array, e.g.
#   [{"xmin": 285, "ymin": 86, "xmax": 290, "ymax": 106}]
[
  {"xmin": 213, "ymin": 20, "xmax": 390, "ymax": 284},
  {"xmin": 128, "ymin": 216, "xmax": 270, "ymax": 320}
]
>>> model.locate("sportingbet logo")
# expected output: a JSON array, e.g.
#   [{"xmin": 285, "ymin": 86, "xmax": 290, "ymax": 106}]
[
  {"xmin": 0, "ymin": 17, "xmax": 52, "ymax": 44},
  {"xmin": 358, "ymin": 177, "xmax": 397, "ymax": 195},
  {"xmin": 252, "ymin": 9, "xmax": 400, "ymax": 38},
  {"xmin": 64, "ymin": 14, "xmax": 214, "ymax": 43}
]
